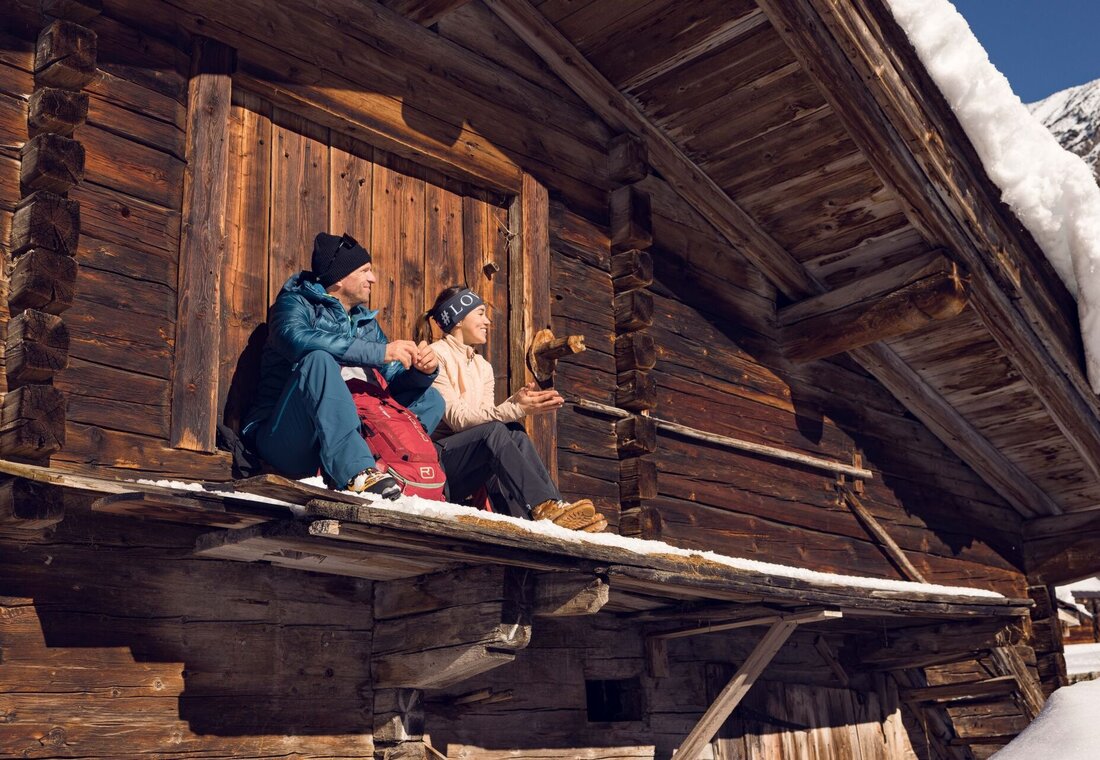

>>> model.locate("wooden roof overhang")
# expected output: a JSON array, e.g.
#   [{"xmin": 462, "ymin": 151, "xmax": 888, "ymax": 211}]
[{"xmin": 477, "ymin": 0, "xmax": 1100, "ymax": 576}]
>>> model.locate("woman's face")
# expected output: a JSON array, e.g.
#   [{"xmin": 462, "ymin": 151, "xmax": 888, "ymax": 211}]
[{"xmin": 455, "ymin": 305, "xmax": 491, "ymax": 346}]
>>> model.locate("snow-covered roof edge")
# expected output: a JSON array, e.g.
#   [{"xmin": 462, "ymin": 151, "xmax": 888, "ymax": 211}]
[
  {"xmin": 884, "ymin": 0, "xmax": 1100, "ymax": 392},
  {"xmin": 140, "ymin": 477, "xmax": 1005, "ymax": 600}
]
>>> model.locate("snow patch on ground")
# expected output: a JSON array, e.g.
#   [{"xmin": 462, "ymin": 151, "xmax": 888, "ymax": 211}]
[
  {"xmin": 1064, "ymin": 643, "xmax": 1100, "ymax": 676},
  {"xmin": 885, "ymin": 0, "xmax": 1100, "ymax": 391},
  {"xmin": 137, "ymin": 476, "xmax": 1002, "ymax": 599},
  {"xmin": 992, "ymin": 680, "xmax": 1100, "ymax": 759}
]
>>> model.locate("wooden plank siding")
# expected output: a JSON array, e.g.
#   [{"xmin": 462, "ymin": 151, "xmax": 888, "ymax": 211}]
[{"xmin": 0, "ymin": 512, "xmax": 377, "ymax": 758}]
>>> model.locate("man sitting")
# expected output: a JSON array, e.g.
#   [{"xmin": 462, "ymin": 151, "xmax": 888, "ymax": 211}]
[{"xmin": 241, "ymin": 232, "xmax": 443, "ymax": 499}]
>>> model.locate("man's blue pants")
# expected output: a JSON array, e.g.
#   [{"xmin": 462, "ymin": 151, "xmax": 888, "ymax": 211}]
[{"xmin": 253, "ymin": 350, "xmax": 444, "ymax": 487}]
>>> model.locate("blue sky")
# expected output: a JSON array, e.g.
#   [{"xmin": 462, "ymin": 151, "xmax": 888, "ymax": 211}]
[{"xmin": 951, "ymin": 1, "xmax": 1100, "ymax": 102}]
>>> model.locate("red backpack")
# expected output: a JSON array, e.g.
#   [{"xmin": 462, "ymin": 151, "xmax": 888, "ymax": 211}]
[{"xmin": 346, "ymin": 373, "xmax": 447, "ymax": 501}]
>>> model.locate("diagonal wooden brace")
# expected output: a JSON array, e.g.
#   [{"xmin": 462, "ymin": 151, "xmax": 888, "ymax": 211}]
[{"xmin": 673, "ymin": 609, "xmax": 842, "ymax": 760}]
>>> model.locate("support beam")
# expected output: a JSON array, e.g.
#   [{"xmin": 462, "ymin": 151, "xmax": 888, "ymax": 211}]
[
  {"xmin": 614, "ymin": 330, "xmax": 656, "ymax": 373},
  {"xmin": 610, "ymin": 185, "xmax": 652, "ymax": 253},
  {"xmin": 615, "ymin": 369, "xmax": 656, "ymax": 413},
  {"xmin": 170, "ymin": 36, "xmax": 234, "ymax": 452},
  {"xmin": 986, "ymin": 646, "xmax": 1045, "ymax": 721},
  {"xmin": 608, "ymin": 133, "xmax": 648, "ymax": 184},
  {"xmin": 615, "ymin": 414, "xmax": 657, "ymax": 457},
  {"xmin": 1024, "ymin": 510, "xmax": 1100, "ymax": 584},
  {"xmin": 673, "ymin": 610, "xmax": 842, "ymax": 760},
  {"xmin": 854, "ymin": 619, "xmax": 1025, "ymax": 670},
  {"xmin": 372, "ymin": 566, "xmax": 534, "ymax": 690},
  {"xmin": 841, "ymin": 488, "xmax": 928, "ymax": 583},
  {"xmin": 484, "ymin": 0, "xmax": 1060, "ymax": 520},
  {"xmin": 610, "ymin": 249, "xmax": 653, "ymax": 293},
  {"xmin": 0, "ymin": 477, "xmax": 63, "ymax": 535},
  {"xmin": 780, "ymin": 254, "xmax": 969, "ymax": 362},
  {"xmin": 899, "ymin": 675, "xmax": 1017, "ymax": 704},
  {"xmin": 613, "ymin": 289, "xmax": 653, "ymax": 333},
  {"xmin": 28, "ymin": 87, "xmax": 88, "ymax": 137},
  {"xmin": 532, "ymin": 572, "xmax": 608, "ymax": 617}
]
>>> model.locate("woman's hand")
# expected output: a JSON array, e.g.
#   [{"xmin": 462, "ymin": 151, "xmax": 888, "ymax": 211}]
[
  {"xmin": 515, "ymin": 382, "xmax": 564, "ymax": 416},
  {"xmin": 413, "ymin": 341, "xmax": 438, "ymax": 374}
]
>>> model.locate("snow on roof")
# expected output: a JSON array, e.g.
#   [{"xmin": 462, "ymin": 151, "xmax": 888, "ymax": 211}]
[
  {"xmin": 1056, "ymin": 577, "xmax": 1100, "ymax": 611},
  {"xmin": 1064, "ymin": 643, "xmax": 1100, "ymax": 677},
  {"xmin": 885, "ymin": 0, "xmax": 1100, "ymax": 392},
  {"xmin": 991, "ymin": 680, "xmax": 1100, "ymax": 760},
  {"xmin": 139, "ymin": 476, "xmax": 1003, "ymax": 600}
]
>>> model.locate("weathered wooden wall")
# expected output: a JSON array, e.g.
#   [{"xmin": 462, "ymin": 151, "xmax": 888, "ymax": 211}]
[
  {"xmin": 424, "ymin": 614, "xmax": 923, "ymax": 759},
  {"xmin": 0, "ymin": 511, "xmax": 376, "ymax": 758}
]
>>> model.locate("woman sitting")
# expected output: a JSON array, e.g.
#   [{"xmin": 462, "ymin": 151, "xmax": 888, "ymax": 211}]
[{"xmin": 418, "ymin": 286, "xmax": 606, "ymax": 533}]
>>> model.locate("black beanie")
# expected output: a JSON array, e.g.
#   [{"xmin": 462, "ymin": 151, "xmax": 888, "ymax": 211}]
[{"xmin": 311, "ymin": 232, "xmax": 371, "ymax": 288}]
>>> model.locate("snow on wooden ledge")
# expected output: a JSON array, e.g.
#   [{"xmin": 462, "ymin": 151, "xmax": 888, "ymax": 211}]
[{"xmin": 138, "ymin": 476, "xmax": 1005, "ymax": 600}]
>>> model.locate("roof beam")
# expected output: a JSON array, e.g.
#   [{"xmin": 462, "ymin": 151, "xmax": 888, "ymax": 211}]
[
  {"xmin": 779, "ymin": 252, "xmax": 969, "ymax": 363},
  {"xmin": 484, "ymin": 0, "xmax": 1059, "ymax": 517},
  {"xmin": 757, "ymin": 0, "xmax": 1100, "ymax": 491},
  {"xmin": 378, "ymin": 0, "xmax": 473, "ymax": 27}
]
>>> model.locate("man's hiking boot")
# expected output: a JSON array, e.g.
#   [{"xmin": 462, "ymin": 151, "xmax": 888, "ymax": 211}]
[
  {"xmin": 533, "ymin": 498, "xmax": 606, "ymax": 532},
  {"xmin": 347, "ymin": 467, "xmax": 401, "ymax": 500}
]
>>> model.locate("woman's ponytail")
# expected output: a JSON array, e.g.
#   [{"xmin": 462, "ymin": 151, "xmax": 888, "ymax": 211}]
[{"xmin": 415, "ymin": 309, "xmax": 434, "ymax": 345}]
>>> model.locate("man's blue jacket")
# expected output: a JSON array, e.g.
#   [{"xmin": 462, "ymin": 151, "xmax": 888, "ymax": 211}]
[{"xmin": 243, "ymin": 272, "xmax": 436, "ymax": 435}]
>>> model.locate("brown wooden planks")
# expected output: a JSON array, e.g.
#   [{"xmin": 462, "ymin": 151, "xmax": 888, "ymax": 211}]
[
  {"xmin": 370, "ymin": 154, "xmax": 424, "ymax": 341},
  {"xmin": 220, "ymin": 94, "xmax": 272, "ymax": 432},
  {"xmin": 268, "ymin": 108, "xmax": 329, "ymax": 297}
]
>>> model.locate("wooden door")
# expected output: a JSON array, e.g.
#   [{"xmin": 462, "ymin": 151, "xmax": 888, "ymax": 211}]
[{"xmin": 219, "ymin": 90, "xmax": 511, "ymax": 430}]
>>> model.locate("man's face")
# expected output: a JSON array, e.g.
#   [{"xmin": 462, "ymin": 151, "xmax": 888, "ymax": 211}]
[{"xmin": 331, "ymin": 262, "xmax": 377, "ymax": 307}]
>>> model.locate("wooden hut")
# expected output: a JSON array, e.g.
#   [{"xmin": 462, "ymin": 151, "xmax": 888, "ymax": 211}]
[{"xmin": 1, "ymin": 0, "xmax": 1097, "ymax": 757}]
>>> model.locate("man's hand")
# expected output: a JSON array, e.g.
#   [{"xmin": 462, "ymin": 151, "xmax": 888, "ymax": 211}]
[
  {"xmin": 384, "ymin": 340, "xmax": 419, "ymax": 369},
  {"xmin": 515, "ymin": 381, "xmax": 564, "ymax": 416},
  {"xmin": 413, "ymin": 341, "xmax": 438, "ymax": 374}
]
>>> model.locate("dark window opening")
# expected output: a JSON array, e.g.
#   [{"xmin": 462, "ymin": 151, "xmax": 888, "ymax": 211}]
[{"xmin": 585, "ymin": 677, "xmax": 644, "ymax": 722}]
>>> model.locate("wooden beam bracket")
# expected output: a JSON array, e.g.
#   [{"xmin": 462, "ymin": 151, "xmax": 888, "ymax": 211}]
[
  {"xmin": 371, "ymin": 565, "xmax": 535, "ymax": 690},
  {"xmin": 527, "ymin": 328, "xmax": 585, "ymax": 384}
]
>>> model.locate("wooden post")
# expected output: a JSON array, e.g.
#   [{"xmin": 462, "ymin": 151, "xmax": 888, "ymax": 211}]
[
  {"xmin": 509, "ymin": 173, "xmax": 555, "ymax": 474},
  {"xmin": 170, "ymin": 36, "xmax": 235, "ymax": 452}
]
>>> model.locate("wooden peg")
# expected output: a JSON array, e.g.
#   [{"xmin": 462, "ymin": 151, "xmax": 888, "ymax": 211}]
[{"xmin": 527, "ymin": 328, "xmax": 586, "ymax": 383}]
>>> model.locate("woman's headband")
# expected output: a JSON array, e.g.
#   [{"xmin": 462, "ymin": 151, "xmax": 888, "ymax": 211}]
[{"xmin": 431, "ymin": 288, "xmax": 485, "ymax": 331}]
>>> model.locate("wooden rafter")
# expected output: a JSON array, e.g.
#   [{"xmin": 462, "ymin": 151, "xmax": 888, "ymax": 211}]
[
  {"xmin": 757, "ymin": 0, "xmax": 1100, "ymax": 494},
  {"xmin": 484, "ymin": 0, "xmax": 1059, "ymax": 517},
  {"xmin": 779, "ymin": 253, "xmax": 969, "ymax": 363}
]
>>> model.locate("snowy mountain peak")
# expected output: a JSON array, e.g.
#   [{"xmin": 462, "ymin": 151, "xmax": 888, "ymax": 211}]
[{"xmin": 1028, "ymin": 78, "xmax": 1100, "ymax": 176}]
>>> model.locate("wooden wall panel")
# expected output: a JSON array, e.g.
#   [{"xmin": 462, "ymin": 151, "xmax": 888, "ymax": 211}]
[
  {"xmin": 220, "ymin": 94, "xmax": 272, "ymax": 432},
  {"xmin": 369, "ymin": 155, "xmax": 423, "ymax": 340},
  {"xmin": 268, "ymin": 108, "xmax": 330, "ymax": 297},
  {"xmin": 0, "ymin": 512, "xmax": 375, "ymax": 758}
]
